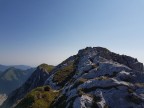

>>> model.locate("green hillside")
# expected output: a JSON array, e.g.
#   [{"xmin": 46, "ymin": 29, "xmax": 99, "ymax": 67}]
[
  {"xmin": 38, "ymin": 64, "xmax": 54, "ymax": 72},
  {"xmin": 15, "ymin": 86, "xmax": 59, "ymax": 108}
]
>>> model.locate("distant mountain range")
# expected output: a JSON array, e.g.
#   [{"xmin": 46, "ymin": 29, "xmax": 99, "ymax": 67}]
[
  {"xmin": 0, "ymin": 67, "xmax": 35, "ymax": 95},
  {"xmin": 0, "ymin": 64, "xmax": 33, "ymax": 72}
]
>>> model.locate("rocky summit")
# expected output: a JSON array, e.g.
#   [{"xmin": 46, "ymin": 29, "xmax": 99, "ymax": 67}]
[{"xmin": 1, "ymin": 47, "xmax": 144, "ymax": 108}]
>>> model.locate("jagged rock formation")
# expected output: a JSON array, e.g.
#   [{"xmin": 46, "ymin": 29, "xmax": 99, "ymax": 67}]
[
  {"xmin": 2, "ymin": 47, "xmax": 144, "ymax": 108},
  {"xmin": 1, "ymin": 64, "xmax": 54, "ymax": 108},
  {"xmin": 45, "ymin": 47, "xmax": 144, "ymax": 108}
]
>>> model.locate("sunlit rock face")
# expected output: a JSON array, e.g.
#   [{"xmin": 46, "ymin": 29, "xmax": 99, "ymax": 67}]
[{"xmin": 48, "ymin": 47, "xmax": 144, "ymax": 108}]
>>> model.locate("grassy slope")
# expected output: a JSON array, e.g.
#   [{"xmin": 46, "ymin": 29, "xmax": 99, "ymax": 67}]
[
  {"xmin": 38, "ymin": 64, "xmax": 55, "ymax": 72},
  {"xmin": 15, "ymin": 86, "xmax": 59, "ymax": 108},
  {"xmin": 53, "ymin": 62, "xmax": 75, "ymax": 87}
]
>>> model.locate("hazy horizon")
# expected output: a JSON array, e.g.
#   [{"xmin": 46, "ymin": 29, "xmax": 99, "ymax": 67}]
[{"xmin": 0, "ymin": 0, "xmax": 144, "ymax": 66}]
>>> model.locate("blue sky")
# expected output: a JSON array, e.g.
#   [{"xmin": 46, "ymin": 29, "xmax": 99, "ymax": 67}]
[{"xmin": 0, "ymin": 0, "xmax": 144, "ymax": 66}]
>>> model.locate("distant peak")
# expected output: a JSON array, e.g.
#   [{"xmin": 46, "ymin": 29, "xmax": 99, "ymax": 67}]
[
  {"xmin": 6, "ymin": 67, "xmax": 16, "ymax": 71},
  {"xmin": 37, "ymin": 63, "xmax": 54, "ymax": 73}
]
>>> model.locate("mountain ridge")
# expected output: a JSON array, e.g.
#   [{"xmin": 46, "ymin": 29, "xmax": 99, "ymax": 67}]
[
  {"xmin": 2, "ymin": 47, "xmax": 144, "ymax": 108},
  {"xmin": 48, "ymin": 47, "xmax": 144, "ymax": 108},
  {"xmin": 0, "ymin": 65, "xmax": 33, "ymax": 72}
]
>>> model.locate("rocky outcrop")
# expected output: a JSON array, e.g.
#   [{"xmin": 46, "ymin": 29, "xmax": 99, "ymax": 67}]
[
  {"xmin": 46, "ymin": 47, "xmax": 144, "ymax": 108},
  {"xmin": 78, "ymin": 47, "xmax": 143, "ymax": 72}
]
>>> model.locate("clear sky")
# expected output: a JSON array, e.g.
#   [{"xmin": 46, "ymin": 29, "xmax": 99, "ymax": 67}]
[{"xmin": 0, "ymin": 0, "xmax": 144, "ymax": 66}]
